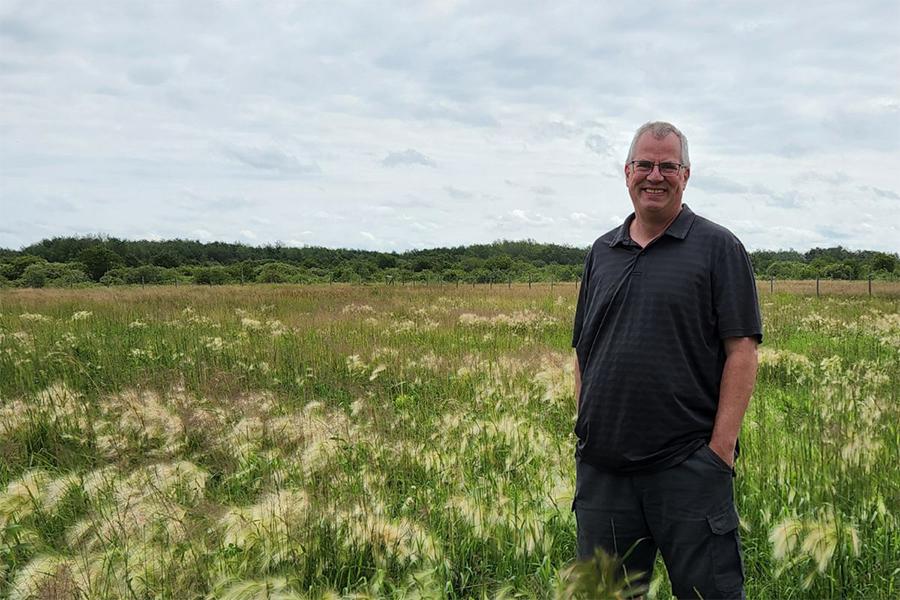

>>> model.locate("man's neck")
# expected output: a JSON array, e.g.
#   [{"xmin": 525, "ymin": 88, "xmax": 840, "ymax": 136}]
[{"xmin": 630, "ymin": 205, "xmax": 683, "ymax": 248}]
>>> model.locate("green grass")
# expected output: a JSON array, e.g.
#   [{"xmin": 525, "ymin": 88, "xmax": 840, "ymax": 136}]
[{"xmin": 0, "ymin": 284, "xmax": 897, "ymax": 598}]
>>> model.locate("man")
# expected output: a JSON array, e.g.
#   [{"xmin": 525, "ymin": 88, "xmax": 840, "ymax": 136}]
[{"xmin": 571, "ymin": 121, "xmax": 761, "ymax": 599}]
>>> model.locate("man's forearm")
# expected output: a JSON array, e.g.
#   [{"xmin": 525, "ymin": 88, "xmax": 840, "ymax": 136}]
[{"xmin": 710, "ymin": 338, "xmax": 758, "ymax": 465}]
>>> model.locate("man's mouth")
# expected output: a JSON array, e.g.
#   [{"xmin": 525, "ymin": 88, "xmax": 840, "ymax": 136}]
[{"xmin": 642, "ymin": 188, "xmax": 667, "ymax": 195}]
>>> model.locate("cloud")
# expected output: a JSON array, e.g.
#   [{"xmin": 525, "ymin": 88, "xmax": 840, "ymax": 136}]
[
  {"xmin": 127, "ymin": 63, "xmax": 173, "ymax": 86},
  {"xmin": 1, "ymin": 0, "xmax": 898, "ymax": 253},
  {"xmin": 690, "ymin": 174, "xmax": 749, "ymax": 194},
  {"xmin": 794, "ymin": 171, "xmax": 852, "ymax": 186},
  {"xmin": 531, "ymin": 185, "xmax": 555, "ymax": 196},
  {"xmin": 445, "ymin": 185, "xmax": 474, "ymax": 199},
  {"xmin": 585, "ymin": 133, "xmax": 615, "ymax": 158},
  {"xmin": 510, "ymin": 209, "xmax": 555, "ymax": 226},
  {"xmin": 223, "ymin": 145, "xmax": 320, "ymax": 176},
  {"xmin": 858, "ymin": 185, "xmax": 900, "ymax": 200},
  {"xmin": 240, "ymin": 229, "xmax": 257, "ymax": 240},
  {"xmin": 381, "ymin": 149, "xmax": 436, "ymax": 168},
  {"xmin": 736, "ymin": 184, "xmax": 806, "ymax": 209},
  {"xmin": 534, "ymin": 120, "xmax": 580, "ymax": 141}
]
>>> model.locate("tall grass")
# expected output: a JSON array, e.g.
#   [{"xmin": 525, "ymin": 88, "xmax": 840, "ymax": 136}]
[{"xmin": 0, "ymin": 284, "xmax": 897, "ymax": 598}]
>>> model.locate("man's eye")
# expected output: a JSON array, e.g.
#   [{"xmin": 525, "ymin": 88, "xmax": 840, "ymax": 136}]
[
  {"xmin": 635, "ymin": 161, "xmax": 653, "ymax": 170},
  {"xmin": 660, "ymin": 163, "xmax": 678, "ymax": 171}
]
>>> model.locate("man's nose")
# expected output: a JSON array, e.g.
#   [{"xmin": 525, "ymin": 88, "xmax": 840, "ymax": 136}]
[{"xmin": 647, "ymin": 166, "xmax": 665, "ymax": 181}]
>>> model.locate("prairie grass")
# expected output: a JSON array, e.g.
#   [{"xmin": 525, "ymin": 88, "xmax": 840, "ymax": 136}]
[{"xmin": 0, "ymin": 284, "xmax": 897, "ymax": 598}]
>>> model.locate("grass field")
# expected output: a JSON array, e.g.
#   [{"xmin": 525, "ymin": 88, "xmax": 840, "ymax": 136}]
[{"xmin": 0, "ymin": 284, "xmax": 897, "ymax": 599}]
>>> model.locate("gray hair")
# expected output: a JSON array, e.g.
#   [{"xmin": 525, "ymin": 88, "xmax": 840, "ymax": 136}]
[{"xmin": 626, "ymin": 121, "xmax": 690, "ymax": 167}]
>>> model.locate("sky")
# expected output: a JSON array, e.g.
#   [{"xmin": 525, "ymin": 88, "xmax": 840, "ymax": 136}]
[{"xmin": 2, "ymin": 0, "xmax": 899, "ymax": 254}]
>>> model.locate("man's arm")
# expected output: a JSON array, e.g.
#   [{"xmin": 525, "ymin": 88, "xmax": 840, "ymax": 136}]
[
  {"xmin": 709, "ymin": 336, "xmax": 759, "ymax": 467},
  {"xmin": 574, "ymin": 355, "xmax": 582, "ymax": 415}
]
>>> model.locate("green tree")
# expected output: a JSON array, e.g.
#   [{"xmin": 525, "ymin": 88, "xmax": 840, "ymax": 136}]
[
  {"xmin": 1, "ymin": 255, "xmax": 46, "ymax": 280},
  {"xmin": 77, "ymin": 245, "xmax": 125, "ymax": 281},
  {"xmin": 871, "ymin": 253, "xmax": 897, "ymax": 273},
  {"xmin": 256, "ymin": 262, "xmax": 300, "ymax": 283},
  {"xmin": 766, "ymin": 261, "xmax": 817, "ymax": 279},
  {"xmin": 193, "ymin": 266, "xmax": 232, "ymax": 285},
  {"xmin": 20, "ymin": 263, "xmax": 50, "ymax": 288},
  {"xmin": 822, "ymin": 263, "xmax": 854, "ymax": 280},
  {"xmin": 151, "ymin": 250, "xmax": 180, "ymax": 268}
]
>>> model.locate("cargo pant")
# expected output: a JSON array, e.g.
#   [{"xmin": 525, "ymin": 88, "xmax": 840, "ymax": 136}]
[{"xmin": 573, "ymin": 443, "xmax": 745, "ymax": 599}]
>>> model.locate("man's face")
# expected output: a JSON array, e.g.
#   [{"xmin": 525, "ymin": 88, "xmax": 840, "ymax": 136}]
[{"xmin": 625, "ymin": 132, "xmax": 690, "ymax": 218}]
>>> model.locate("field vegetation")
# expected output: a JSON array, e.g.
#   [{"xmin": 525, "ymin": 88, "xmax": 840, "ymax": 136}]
[
  {"xmin": 0, "ymin": 284, "xmax": 897, "ymax": 598},
  {"xmin": 1, "ymin": 237, "xmax": 898, "ymax": 288}
]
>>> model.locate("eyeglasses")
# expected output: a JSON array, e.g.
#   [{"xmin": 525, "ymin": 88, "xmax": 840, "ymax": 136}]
[{"xmin": 629, "ymin": 160, "xmax": 685, "ymax": 177}]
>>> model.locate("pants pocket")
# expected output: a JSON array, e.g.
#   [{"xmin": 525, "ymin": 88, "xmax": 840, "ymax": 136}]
[
  {"xmin": 707, "ymin": 505, "xmax": 745, "ymax": 595},
  {"xmin": 699, "ymin": 444, "xmax": 736, "ymax": 476}
]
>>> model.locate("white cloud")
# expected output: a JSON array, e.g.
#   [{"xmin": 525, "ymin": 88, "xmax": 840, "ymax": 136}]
[
  {"xmin": 223, "ymin": 144, "xmax": 320, "ymax": 176},
  {"xmin": 0, "ymin": 0, "xmax": 897, "ymax": 253},
  {"xmin": 381, "ymin": 149, "xmax": 437, "ymax": 168}
]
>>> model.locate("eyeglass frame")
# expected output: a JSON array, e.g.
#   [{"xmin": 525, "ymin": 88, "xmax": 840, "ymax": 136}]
[{"xmin": 628, "ymin": 160, "xmax": 687, "ymax": 177}]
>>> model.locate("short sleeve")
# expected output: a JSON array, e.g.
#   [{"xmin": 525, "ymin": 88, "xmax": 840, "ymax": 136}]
[
  {"xmin": 572, "ymin": 249, "xmax": 593, "ymax": 348},
  {"xmin": 712, "ymin": 240, "xmax": 763, "ymax": 343}
]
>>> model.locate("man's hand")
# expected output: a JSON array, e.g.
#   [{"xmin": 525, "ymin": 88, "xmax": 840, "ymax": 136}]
[
  {"xmin": 709, "ymin": 336, "xmax": 758, "ymax": 468},
  {"xmin": 708, "ymin": 439, "xmax": 737, "ymax": 468}
]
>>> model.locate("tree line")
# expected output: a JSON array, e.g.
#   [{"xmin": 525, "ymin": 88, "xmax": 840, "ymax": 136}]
[{"xmin": 0, "ymin": 236, "xmax": 897, "ymax": 288}]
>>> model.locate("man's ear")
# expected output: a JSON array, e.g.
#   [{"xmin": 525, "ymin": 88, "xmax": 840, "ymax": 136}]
[{"xmin": 683, "ymin": 167, "xmax": 690, "ymax": 187}]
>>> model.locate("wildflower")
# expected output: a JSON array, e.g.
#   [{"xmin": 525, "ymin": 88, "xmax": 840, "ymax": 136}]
[
  {"xmin": 0, "ymin": 470, "xmax": 51, "ymax": 526},
  {"xmin": 241, "ymin": 317, "xmax": 263, "ymax": 330},
  {"xmin": 266, "ymin": 319, "xmax": 288, "ymax": 336},
  {"xmin": 769, "ymin": 516, "xmax": 803, "ymax": 560},
  {"xmin": 769, "ymin": 509, "xmax": 860, "ymax": 582},
  {"xmin": 42, "ymin": 473, "xmax": 82, "ymax": 512},
  {"xmin": 7, "ymin": 555, "xmax": 69, "ymax": 600},
  {"xmin": 19, "ymin": 312, "xmax": 51, "ymax": 322},
  {"xmin": 346, "ymin": 354, "xmax": 367, "ymax": 375},
  {"xmin": 342, "ymin": 303, "xmax": 376, "ymax": 314},
  {"xmin": 70, "ymin": 310, "xmax": 93, "ymax": 321},
  {"xmin": 200, "ymin": 334, "xmax": 225, "ymax": 354},
  {"xmin": 369, "ymin": 364, "xmax": 386, "ymax": 381},
  {"xmin": 212, "ymin": 577, "xmax": 304, "ymax": 600},
  {"xmin": 219, "ymin": 490, "xmax": 310, "ymax": 569}
]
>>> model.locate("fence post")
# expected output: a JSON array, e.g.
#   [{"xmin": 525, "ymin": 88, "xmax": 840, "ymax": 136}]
[
  {"xmin": 816, "ymin": 277, "xmax": 820, "ymax": 298},
  {"xmin": 141, "ymin": 276, "xmax": 145, "ymax": 288},
  {"xmin": 528, "ymin": 276, "xmax": 532, "ymax": 289},
  {"xmin": 868, "ymin": 274, "xmax": 873, "ymax": 296},
  {"xmin": 508, "ymin": 277, "xmax": 511, "ymax": 289},
  {"xmin": 551, "ymin": 280, "xmax": 555, "ymax": 292},
  {"xmin": 770, "ymin": 277, "xmax": 774, "ymax": 293}
]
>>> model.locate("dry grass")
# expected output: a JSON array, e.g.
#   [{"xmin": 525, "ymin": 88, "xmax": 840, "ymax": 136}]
[{"xmin": 756, "ymin": 279, "xmax": 900, "ymax": 297}]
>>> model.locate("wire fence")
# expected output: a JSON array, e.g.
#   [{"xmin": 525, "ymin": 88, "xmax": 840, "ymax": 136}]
[{"xmin": 756, "ymin": 277, "xmax": 900, "ymax": 297}]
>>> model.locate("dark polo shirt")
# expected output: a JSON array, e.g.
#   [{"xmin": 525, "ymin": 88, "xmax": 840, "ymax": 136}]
[{"xmin": 572, "ymin": 205, "xmax": 762, "ymax": 473}]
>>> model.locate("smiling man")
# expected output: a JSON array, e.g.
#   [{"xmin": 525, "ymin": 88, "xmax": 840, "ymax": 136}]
[{"xmin": 571, "ymin": 122, "xmax": 762, "ymax": 599}]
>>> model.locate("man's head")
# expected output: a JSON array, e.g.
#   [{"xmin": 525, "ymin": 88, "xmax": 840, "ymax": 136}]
[{"xmin": 624, "ymin": 121, "xmax": 691, "ymax": 222}]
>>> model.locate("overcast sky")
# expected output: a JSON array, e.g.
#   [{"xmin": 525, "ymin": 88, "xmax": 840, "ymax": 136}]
[{"xmin": 2, "ymin": 0, "xmax": 899, "ymax": 253}]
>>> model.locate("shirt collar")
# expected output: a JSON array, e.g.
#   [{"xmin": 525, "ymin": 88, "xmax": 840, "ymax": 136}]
[{"xmin": 609, "ymin": 204, "xmax": 696, "ymax": 247}]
